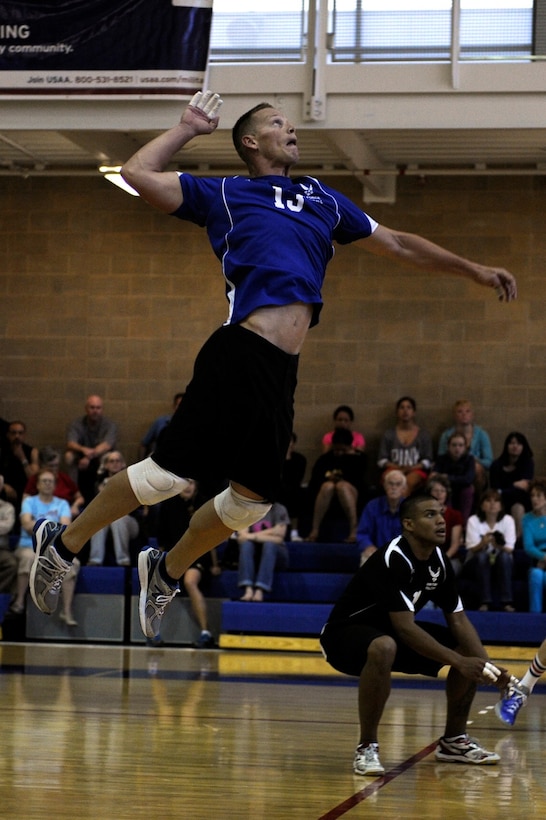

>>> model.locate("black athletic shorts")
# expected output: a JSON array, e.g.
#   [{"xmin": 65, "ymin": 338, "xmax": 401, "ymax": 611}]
[
  {"xmin": 320, "ymin": 619, "xmax": 458, "ymax": 678},
  {"xmin": 152, "ymin": 324, "xmax": 298, "ymax": 500},
  {"xmin": 187, "ymin": 551, "xmax": 213, "ymax": 584}
]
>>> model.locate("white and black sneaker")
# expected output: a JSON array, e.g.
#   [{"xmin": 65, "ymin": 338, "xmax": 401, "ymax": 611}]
[
  {"xmin": 138, "ymin": 548, "xmax": 179, "ymax": 638},
  {"xmin": 435, "ymin": 734, "xmax": 500, "ymax": 765},
  {"xmin": 30, "ymin": 519, "xmax": 71, "ymax": 614},
  {"xmin": 353, "ymin": 742, "xmax": 385, "ymax": 776}
]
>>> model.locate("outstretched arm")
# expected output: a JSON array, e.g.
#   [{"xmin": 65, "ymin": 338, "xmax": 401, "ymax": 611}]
[
  {"xmin": 121, "ymin": 90, "xmax": 223, "ymax": 214},
  {"xmin": 358, "ymin": 225, "xmax": 517, "ymax": 302},
  {"xmin": 391, "ymin": 609, "xmax": 508, "ymax": 686}
]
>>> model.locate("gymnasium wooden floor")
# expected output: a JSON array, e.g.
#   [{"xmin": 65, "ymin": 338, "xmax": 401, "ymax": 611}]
[{"xmin": 0, "ymin": 642, "xmax": 545, "ymax": 819}]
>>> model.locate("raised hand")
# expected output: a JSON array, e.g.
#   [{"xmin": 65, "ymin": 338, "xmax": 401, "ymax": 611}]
[
  {"xmin": 189, "ymin": 90, "xmax": 223, "ymax": 118},
  {"xmin": 182, "ymin": 90, "xmax": 223, "ymax": 135}
]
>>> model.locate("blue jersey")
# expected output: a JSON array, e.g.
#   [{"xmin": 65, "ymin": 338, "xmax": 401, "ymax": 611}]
[{"xmin": 172, "ymin": 173, "xmax": 378, "ymax": 326}]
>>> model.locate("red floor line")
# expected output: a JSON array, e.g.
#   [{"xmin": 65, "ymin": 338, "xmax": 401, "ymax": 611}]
[{"xmin": 317, "ymin": 739, "xmax": 439, "ymax": 820}]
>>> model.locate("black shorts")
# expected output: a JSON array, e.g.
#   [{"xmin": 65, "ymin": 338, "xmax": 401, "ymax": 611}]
[
  {"xmin": 152, "ymin": 324, "xmax": 298, "ymax": 500},
  {"xmin": 320, "ymin": 619, "xmax": 458, "ymax": 678},
  {"xmin": 187, "ymin": 551, "xmax": 213, "ymax": 584}
]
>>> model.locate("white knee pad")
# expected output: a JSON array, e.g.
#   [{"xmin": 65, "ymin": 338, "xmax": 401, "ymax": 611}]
[
  {"xmin": 127, "ymin": 457, "xmax": 190, "ymax": 505},
  {"xmin": 214, "ymin": 486, "xmax": 271, "ymax": 531}
]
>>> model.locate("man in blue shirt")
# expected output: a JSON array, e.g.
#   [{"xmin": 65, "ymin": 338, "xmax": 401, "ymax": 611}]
[
  {"xmin": 30, "ymin": 91, "xmax": 518, "ymax": 641},
  {"xmin": 357, "ymin": 470, "xmax": 407, "ymax": 565}
]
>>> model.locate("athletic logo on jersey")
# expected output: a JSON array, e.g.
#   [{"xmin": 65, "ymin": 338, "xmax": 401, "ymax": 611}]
[
  {"xmin": 298, "ymin": 182, "xmax": 324, "ymax": 204},
  {"xmin": 425, "ymin": 566, "xmax": 441, "ymax": 590}
]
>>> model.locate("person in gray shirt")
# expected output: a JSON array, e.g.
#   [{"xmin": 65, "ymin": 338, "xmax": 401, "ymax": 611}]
[{"xmin": 65, "ymin": 394, "xmax": 118, "ymax": 505}]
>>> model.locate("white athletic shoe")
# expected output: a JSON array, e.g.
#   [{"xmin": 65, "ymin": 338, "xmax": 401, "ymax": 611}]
[
  {"xmin": 353, "ymin": 742, "xmax": 385, "ymax": 776},
  {"xmin": 435, "ymin": 734, "xmax": 500, "ymax": 765}
]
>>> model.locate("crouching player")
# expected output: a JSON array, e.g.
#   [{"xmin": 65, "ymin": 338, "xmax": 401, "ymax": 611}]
[{"xmin": 320, "ymin": 493, "xmax": 509, "ymax": 776}]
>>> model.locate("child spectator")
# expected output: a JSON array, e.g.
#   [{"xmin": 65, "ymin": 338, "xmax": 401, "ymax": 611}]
[{"xmin": 431, "ymin": 433, "xmax": 476, "ymax": 526}]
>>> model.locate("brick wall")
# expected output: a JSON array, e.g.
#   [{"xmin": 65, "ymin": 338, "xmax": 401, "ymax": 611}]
[{"xmin": 1, "ymin": 172, "xmax": 544, "ymax": 482}]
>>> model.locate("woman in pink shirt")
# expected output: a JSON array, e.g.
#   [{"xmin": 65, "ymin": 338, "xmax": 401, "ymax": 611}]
[{"xmin": 322, "ymin": 405, "xmax": 365, "ymax": 453}]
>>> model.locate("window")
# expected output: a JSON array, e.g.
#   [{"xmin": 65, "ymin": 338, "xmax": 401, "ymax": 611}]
[
  {"xmin": 460, "ymin": 0, "xmax": 533, "ymax": 59},
  {"xmin": 331, "ymin": 1, "xmax": 534, "ymax": 63},
  {"xmin": 209, "ymin": 0, "xmax": 308, "ymax": 62},
  {"xmin": 208, "ymin": 1, "xmax": 535, "ymax": 64}
]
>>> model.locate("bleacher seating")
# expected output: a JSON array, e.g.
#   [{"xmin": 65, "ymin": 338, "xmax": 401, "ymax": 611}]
[
  {"xmin": 0, "ymin": 593, "xmax": 11, "ymax": 622},
  {"xmin": 285, "ymin": 540, "xmax": 360, "ymax": 573},
  {"xmin": 220, "ymin": 540, "xmax": 545, "ymax": 646},
  {"xmin": 220, "ymin": 600, "xmax": 546, "ymax": 645},
  {"xmin": 0, "ymin": 539, "xmax": 542, "ymax": 647},
  {"xmin": 456, "ymin": 546, "xmax": 531, "ymax": 613},
  {"xmin": 26, "ymin": 566, "xmax": 127, "ymax": 643}
]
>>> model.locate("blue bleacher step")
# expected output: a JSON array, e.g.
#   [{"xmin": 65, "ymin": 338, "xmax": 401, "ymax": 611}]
[
  {"xmin": 222, "ymin": 602, "xmax": 546, "ymax": 644},
  {"xmin": 77, "ymin": 566, "xmax": 127, "ymax": 594},
  {"xmin": 130, "ymin": 567, "xmax": 240, "ymax": 599},
  {"xmin": 131, "ymin": 568, "xmax": 352, "ymax": 603},
  {"xmin": 215, "ymin": 570, "xmax": 351, "ymax": 603},
  {"xmin": 418, "ymin": 608, "xmax": 546, "ymax": 646},
  {"xmin": 0, "ymin": 593, "xmax": 12, "ymax": 621},
  {"xmin": 222, "ymin": 601, "xmax": 332, "ymax": 636},
  {"xmin": 286, "ymin": 541, "xmax": 360, "ymax": 572}
]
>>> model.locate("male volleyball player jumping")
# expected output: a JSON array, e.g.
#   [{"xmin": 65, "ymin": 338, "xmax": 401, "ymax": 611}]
[{"xmin": 29, "ymin": 91, "xmax": 517, "ymax": 641}]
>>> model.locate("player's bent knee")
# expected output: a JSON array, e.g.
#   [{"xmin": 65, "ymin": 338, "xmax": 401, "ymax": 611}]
[
  {"xmin": 127, "ymin": 457, "xmax": 190, "ymax": 505},
  {"xmin": 214, "ymin": 486, "xmax": 271, "ymax": 531},
  {"xmin": 368, "ymin": 635, "xmax": 397, "ymax": 664}
]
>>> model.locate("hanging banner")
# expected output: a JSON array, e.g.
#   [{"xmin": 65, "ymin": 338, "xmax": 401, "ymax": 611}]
[{"xmin": 0, "ymin": 0, "xmax": 213, "ymax": 98}]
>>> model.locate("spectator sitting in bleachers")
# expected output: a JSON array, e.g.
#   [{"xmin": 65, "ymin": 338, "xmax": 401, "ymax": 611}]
[
  {"xmin": 0, "ymin": 420, "xmax": 40, "ymax": 525},
  {"xmin": 437, "ymin": 399, "xmax": 492, "ymax": 497},
  {"xmin": 156, "ymin": 478, "xmax": 220, "ymax": 648},
  {"xmin": 237, "ymin": 502, "xmax": 290, "ymax": 602},
  {"xmin": 321, "ymin": 404, "xmax": 365, "ymax": 454},
  {"xmin": 377, "ymin": 396, "xmax": 433, "ymax": 494},
  {"xmin": 430, "ymin": 432, "xmax": 476, "ymax": 526},
  {"xmin": 88, "ymin": 451, "xmax": 140, "ymax": 567},
  {"xmin": 522, "ymin": 478, "xmax": 546, "ymax": 613},
  {"xmin": 357, "ymin": 470, "xmax": 407, "ymax": 566},
  {"xmin": 23, "ymin": 445, "xmax": 84, "ymax": 519},
  {"xmin": 425, "ymin": 475, "xmax": 463, "ymax": 576},
  {"xmin": 65, "ymin": 394, "xmax": 118, "ymax": 505},
  {"xmin": 0, "ymin": 475, "xmax": 17, "ymax": 594},
  {"xmin": 306, "ymin": 428, "xmax": 368, "ymax": 543},
  {"xmin": 489, "ymin": 431, "xmax": 534, "ymax": 539},
  {"xmin": 278, "ymin": 431, "xmax": 307, "ymax": 541},
  {"xmin": 464, "ymin": 489, "xmax": 516, "ymax": 613},
  {"xmin": 10, "ymin": 468, "xmax": 79, "ymax": 624}
]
